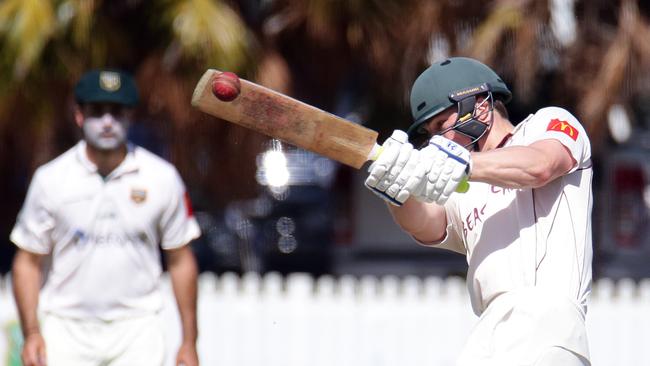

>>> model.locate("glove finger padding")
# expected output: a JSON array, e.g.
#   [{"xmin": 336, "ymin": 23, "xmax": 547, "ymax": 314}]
[
  {"xmin": 423, "ymin": 150, "xmax": 447, "ymax": 201},
  {"xmin": 398, "ymin": 146, "xmax": 437, "ymax": 203},
  {"xmin": 365, "ymin": 130, "xmax": 409, "ymax": 189},
  {"xmin": 365, "ymin": 184, "xmax": 404, "ymax": 206},
  {"xmin": 408, "ymin": 145, "xmax": 439, "ymax": 203},
  {"xmin": 422, "ymin": 135, "xmax": 471, "ymax": 205},
  {"xmin": 377, "ymin": 142, "xmax": 413, "ymax": 191},
  {"xmin": 386, "ymin": 149, "xmax": 420, "ymax": 199},
  {"xmin": 437, "ymin": 162, "xmax": 469, "ymax": 204}
]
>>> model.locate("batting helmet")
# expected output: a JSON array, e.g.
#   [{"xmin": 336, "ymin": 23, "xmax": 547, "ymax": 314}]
[{"xmin": 407, "ymin": 57, "xmax": 511, "ymax": 140}]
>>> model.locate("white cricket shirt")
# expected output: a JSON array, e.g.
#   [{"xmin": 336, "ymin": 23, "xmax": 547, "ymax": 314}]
[
  {"xmin": 433, "ymin": 107, "xmax": 593, "ymax": 317},
  {"xmin": 11, "ymin": 141, "xmax": 201, "ymax": 320}
]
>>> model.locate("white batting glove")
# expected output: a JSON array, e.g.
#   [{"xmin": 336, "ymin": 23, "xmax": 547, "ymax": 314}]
[
  {"xmin": 365, "ymin": 130, "xmax": 415, "ymax": 206},
  {"xmin": 382, "ymin": 147, "xmax": 443, "ymax": 205},
  {"xmin": 385, "ymin": 148, "xmax": 423, "ymax": 203},
  {"xmin": 416, "ymin": 135, "xmax": 472, "ymax": 205}
]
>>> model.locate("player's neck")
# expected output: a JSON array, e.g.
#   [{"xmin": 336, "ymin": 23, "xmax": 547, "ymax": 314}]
[
  {"xmin": 480, "ymin": 115, "xmax": 514, "ymax": 152},
  {"xmin": 84, "ymin": 143, "xmax": 128, "ymax": 178}
]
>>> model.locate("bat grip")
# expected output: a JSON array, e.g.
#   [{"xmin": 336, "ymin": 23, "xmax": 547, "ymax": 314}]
[
  {"xmin": 367, "ymin": 143, "xmax": 469, "ymax": 193},
  {"xmin": 367, "ymin": 143, "xmax": 383, "ymax": 161}
]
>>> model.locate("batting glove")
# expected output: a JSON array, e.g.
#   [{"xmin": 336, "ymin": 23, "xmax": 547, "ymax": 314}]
[
  {"xmin": 415, "ymin": 135, "xmax": 472, "ymax": 205},
  {"xmin": 365, "ymin": 130, "xmax": 416, "ymax": 206}
]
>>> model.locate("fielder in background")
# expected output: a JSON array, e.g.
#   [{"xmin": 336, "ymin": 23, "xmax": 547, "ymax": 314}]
[
  {"xmin": 10, "ymin": 70, "xmax": 201, "ymax": 366},
  {"xmin": 366, "ymin": 57, "xmax": 592, "ymax": 366}
]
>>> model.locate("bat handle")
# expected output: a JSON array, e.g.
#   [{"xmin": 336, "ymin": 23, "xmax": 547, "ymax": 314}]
[
  {"xmin": 367, "ymin": 143, "xmax": 469, "ymax": 193},
  {"xmin": 367, "ymin": 143, "xmax": 384, "ymax": 161}
]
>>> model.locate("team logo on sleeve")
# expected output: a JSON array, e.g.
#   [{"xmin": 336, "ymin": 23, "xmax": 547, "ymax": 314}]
[
  {"xmin": 184, "ymin": 191, "xmax": 194, "ymax": 217},
  {"xmin": 547, "ymin": 118, "xmax": 578, "ymax": 141},
  {"xmin": 130, "ymin": 188, "xmax": 147, "ymax": 204}
]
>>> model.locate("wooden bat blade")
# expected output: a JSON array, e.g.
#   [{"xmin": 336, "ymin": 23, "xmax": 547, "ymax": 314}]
[{"xmin": 191, "ymin": 69, "xmax": 378, "ymax": 169}]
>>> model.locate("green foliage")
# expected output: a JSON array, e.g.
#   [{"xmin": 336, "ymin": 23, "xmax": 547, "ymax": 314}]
[
  {"xmin": 0, "ymin": 0, "xmax": 56, "ymax": 80},
  {"xmin": 0, "ymin": 0, "xmax": 257, "ymax": 127},
  {"xmin": 162, "ymin": 0, "xmax": 256, "ymax": 73},
  {"xmin": 3, "ymin": 320, "xmax": 22, "ymax": 366},
  {"xmin": 0, "ymin": 0, "xmax": 649, "ymax": 204}
]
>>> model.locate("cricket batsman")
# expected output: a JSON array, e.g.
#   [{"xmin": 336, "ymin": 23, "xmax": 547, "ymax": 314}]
[{"xmin": 365, "ymin": 57, "xmax": 592, "ymax": 365}]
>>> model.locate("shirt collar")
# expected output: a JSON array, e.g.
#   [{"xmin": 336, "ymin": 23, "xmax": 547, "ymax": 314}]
[
  {"xmin": 75, "ymin": 141, "xmax": 96, "ymax": 173},
  {"xmin": 511, "ymin": 114, "xmax": 534, "ymax": 136},
  {"xmin": 495, "ymin": 133, "xmax": 513, "ymax": 148},
  {"xmin": 75, "ymin": 140, "xmax": 140, "ymax": 179}
]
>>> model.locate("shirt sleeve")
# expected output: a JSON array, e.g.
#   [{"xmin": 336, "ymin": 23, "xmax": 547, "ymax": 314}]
[
  {"xmin": 523, "ymin": 107, "xmax": 592, "ymax": 173},
  {"xmin": 10, "ymin": 169, "xmax": 55, "ymax": 254},
  {"xmin": 159, "ymin": 169, "xmax": 201, "ymax": 250}
]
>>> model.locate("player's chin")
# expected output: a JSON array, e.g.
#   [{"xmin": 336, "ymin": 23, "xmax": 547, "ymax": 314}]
[{"xmin": 91, "ymin": 137, "xmax": 124, "ymax": 150}]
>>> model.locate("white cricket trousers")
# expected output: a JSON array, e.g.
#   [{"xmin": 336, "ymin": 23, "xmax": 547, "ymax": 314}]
[
  {"xmin": 456, "ymin": 287, "xmax": 591, "ymax": 366},
  {"xmin": 42, "ymin": 312, "xmax": 165, "ymax": 366},
  {"xmin": 534, "ymin": 347, "xmax": 589, "ymax": 365}
]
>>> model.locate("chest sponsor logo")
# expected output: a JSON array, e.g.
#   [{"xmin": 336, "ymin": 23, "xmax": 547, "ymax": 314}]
[
  {"xmin": 546, "ymin": 118, "xmax": 578, "ymax": 141},
  {"xmin": 463, "ymin": 203, "xmax": 487, "ymax": 238},
  {"xmin": 461, "ymin": 186, "xmax": 517, "ymax": 239},
  {"xmin": 71, "ymin": 229, "xmax": 148, "ymax": 247},
  {"xmin": 130, "ymin": 188, "xmax": 147, "ymax": 204},
  {"xmin": 72, "ymin": 229, "xmax": 85, "ymax": 245}
]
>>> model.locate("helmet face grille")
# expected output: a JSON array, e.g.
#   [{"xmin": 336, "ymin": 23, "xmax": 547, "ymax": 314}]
[{"xmin": 407, "ymin": 57, "xmax": 511, "ymax": 140}]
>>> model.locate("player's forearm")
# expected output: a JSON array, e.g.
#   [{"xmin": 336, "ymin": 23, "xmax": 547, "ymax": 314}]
[
  {"xmin": 167, "ymin": 246, "xmax": 199, "ymax": 344},
  {"xmin": 11, "ymin": 250, "xmax": 43, "ymax": 336},
  {"xmin": 470, "ymin": 142, "xmax": 571, "ymax": 189},
  {"xmin": 388, "ymin": 199, "xmax": 447, "ymax": 243}
]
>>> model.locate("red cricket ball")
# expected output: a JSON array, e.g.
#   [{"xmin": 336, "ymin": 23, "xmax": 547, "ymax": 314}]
[{"xmin": 211, "ymin": 72, "xmax": 241, "ymax": 102}]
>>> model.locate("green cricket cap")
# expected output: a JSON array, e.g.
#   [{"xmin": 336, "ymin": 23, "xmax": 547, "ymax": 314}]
[{"xmin": 74, "ymin": 69, "xmax": 139, "ymax": 107}]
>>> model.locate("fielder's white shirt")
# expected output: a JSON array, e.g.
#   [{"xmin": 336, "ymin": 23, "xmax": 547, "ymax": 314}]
[
  {"xmin": 433, "ymin": 107, "xmax": 593, "ymax": 317},
  {"xmin": 11, "ymin": 141, "xmax": 201, "ymax": 321}
]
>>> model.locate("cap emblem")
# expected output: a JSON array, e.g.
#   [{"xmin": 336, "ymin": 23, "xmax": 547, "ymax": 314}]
[{"xmin": 99, "ymin": 71, "xmax": 121, "ymax": 92}]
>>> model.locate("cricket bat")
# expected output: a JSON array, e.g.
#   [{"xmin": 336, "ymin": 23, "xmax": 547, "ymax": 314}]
[{"xmin": 191, "ymin": 69, "xmax": 468, "ymax": 191}]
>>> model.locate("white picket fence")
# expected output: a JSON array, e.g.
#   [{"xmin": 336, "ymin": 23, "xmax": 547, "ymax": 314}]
[{"xmin": 1, "ymin": 273, "xmax": 650, "ymax": 365}]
